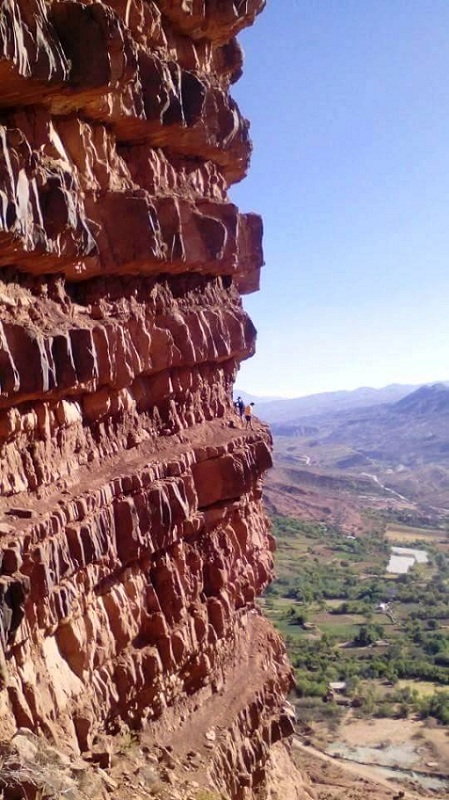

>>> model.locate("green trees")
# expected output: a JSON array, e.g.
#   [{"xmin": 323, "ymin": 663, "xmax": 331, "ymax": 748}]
[
  {"xmin": 353, "ymin": 623, "xmax": 385, "ymax": 647},
  {"xmin": 286, "ymin": 606, "xmax": 308, "ymax": 626},
  {"xmin": 267, "ymin": 511, "xmax": 449, "ymax": 721},
  {"xmin": 418, "ymin": 691, "xmax": 449, "ymax": 724}
]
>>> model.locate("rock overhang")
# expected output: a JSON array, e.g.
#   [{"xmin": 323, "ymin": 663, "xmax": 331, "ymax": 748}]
[{"xmin": 0, "ymin": 3, "xmax": 305, "ymax": 798}]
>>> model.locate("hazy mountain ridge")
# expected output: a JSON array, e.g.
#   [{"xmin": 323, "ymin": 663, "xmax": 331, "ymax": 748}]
[
  {"xmin": 277, "ymin": 384, "xmax": 449, "ymax": 462},
  {"xmin": 236, "ymin": 382, "xmax": 429, "ymax": 423},
  {"xmin": 394, "ymin": 382, "xmax": 449, "ymax": 415},
  {"xmin": 261, "ymin": 382, "xmax": 449, "ymax": 510}
]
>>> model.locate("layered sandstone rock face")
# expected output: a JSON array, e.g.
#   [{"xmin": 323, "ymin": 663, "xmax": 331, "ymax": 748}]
[{"xmin": 0, "ymin": 2, "xmax": 305, "ymax": 798}]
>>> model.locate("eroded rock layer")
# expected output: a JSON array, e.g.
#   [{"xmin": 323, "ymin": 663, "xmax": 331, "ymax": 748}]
[{"xmin": 0, "ymin": 2, "xmax": 303, "ymax": 798}]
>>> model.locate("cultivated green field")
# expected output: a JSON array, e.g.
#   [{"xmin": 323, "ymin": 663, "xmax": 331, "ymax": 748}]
[
  {"xmin": 385, "ymin": 522, "xmax": 448, "ymax": 544},
  {"xmin": 265, "ymin": 514, "xmax": 449, "ymax": 724}
]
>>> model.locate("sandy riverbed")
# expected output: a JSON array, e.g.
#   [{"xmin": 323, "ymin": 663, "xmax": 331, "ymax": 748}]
[{"xmin": 310, "ymin": 714, "xmax": 449, "ymax": 797}]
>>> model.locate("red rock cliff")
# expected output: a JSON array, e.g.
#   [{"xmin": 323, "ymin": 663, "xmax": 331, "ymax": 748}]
[{"xmin": 0, "ymin": 3, "xmax": 311, "ymax": 798}]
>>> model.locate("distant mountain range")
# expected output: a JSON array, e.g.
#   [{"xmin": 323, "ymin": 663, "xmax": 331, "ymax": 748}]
[
  {"xmin": 394, "ymin": 383, "xmax": 449, "ymax": 415},
  {"xmin": 259, "ymin": 382, "xmax": 449, "ymax": 508},
  {"xmin": 319, "ymin": 383, "xmax": 449, "ymax": 463},
  {"xmin": 236, "ymin": 381, "xmax": 449, "ymax": 424}
]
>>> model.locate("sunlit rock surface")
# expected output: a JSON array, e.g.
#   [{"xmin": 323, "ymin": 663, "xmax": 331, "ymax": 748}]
[{"xmin": 0, "ymin": 2, "xmax": 308, "ymax": 797}]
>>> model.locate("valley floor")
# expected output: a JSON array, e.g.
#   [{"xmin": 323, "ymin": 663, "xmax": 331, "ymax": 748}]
[
  {"xmin": 292, "ymin": 734, "xmax": 443, "ymax": 800},
  {"xmin": 263, "ymin": 433, "xmax": 449, "ymax": 799},
  {"xmin": 303, "ymin": 715, "xmax": 449, "ymax": 797}
]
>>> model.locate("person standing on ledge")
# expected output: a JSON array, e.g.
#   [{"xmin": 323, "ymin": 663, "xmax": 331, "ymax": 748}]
[
  {"xmin": 244, "ymin": 402, "xmax": 255, "ymax": 429},
  {"xmin": 235, "ymin": 396, "xmax": 245, "ymax": 421}
]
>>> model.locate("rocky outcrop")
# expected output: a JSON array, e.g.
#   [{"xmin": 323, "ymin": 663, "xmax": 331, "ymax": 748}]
[{"xmin": 0, "ymin": 2, "xmax": 306, "ymax": 798}]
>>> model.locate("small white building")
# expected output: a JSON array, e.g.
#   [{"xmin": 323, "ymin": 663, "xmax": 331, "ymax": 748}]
[{"xmin": 328, "ymin": 681, "xmax": 347, "ymax": 694}]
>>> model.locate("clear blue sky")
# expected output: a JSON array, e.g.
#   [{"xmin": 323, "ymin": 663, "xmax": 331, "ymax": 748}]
[{"xmin": 231, "ymin": 1, "xmax": 449, "ymax": 398}]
